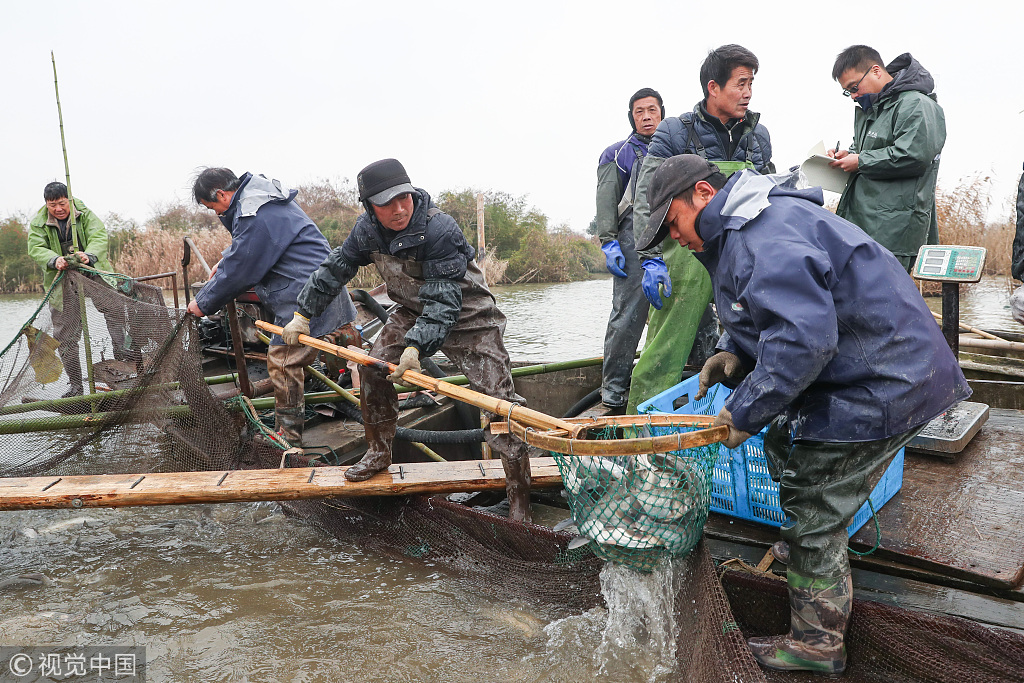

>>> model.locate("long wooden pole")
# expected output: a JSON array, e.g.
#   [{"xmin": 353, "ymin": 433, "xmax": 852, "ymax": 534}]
[
  {"xmin": 931, "ymin": 311, "xmax": 1007, "ymax": 342},
  {"xmin": 255, "ymin": 321, "xmax": 586, "ymax": 438},
  {"xmin": 51, "ymin": 51, "xmax": 96, "ymax": 397}
]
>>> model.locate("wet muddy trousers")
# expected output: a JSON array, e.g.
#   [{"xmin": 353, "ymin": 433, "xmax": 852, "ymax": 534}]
[
  {"xmin": 601, "ymin": 224, "xmax": 647, "ymax": 408},
  {"xmin": 267, "ymin": 343, "xmax": 319, "ymax": 447},
  {"xmin": 748, "ymin": 571, "xmax": 852, "ymax": 675},
  {"xmin": 762, "ymin": 420, "xmax": 924, "ymax": 579},
  {"xmin": 353, "ymin": 306, "xmax": 533, "ymax": 522}
]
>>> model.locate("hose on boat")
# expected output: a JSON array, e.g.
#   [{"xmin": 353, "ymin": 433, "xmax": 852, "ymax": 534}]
[
  {"xmin": 330, "ymin": 400, "xmax": 486, "ymax": 444},
  {"xmin": 562, "ymin": 387, "xmax": 602, "ymax": 419}
]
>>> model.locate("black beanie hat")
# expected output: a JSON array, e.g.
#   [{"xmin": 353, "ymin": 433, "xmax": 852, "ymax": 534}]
[{"xmin": 357, "ymin": 158, "xmax": 415, "ymax": 205}]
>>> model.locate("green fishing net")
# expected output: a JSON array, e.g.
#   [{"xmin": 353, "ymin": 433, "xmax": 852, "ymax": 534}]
[{"xmin": 551, "ymin": 423, "xmax": 720, "ymax": 572}]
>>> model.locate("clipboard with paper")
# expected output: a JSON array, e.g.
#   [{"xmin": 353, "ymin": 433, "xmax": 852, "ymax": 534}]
[{"xmin": 800, "ymin": 141, "xmax": 851, "ymax": 194}]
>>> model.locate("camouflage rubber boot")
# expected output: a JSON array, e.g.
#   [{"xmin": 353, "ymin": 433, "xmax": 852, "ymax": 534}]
[
  {"xmin": 275, "ymin": 406, "xmax": 305, "ymax": 448},
  {"xmin": 345, "ymin": 419, "xmax": 395, "ymax": 482},
  {"xmin": 747, "ymin": 571, "xmax": 852, "ymax": 676}
]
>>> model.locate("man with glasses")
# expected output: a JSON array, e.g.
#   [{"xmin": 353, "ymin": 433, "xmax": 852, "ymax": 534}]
[{"xmin": 828, "ymin": 45, "xmax": 946, "ymax": 272}]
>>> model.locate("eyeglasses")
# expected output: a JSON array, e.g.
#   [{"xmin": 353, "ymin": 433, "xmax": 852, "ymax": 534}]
[{"xmin": 843, "ymin": 67, "xmax": 873, "ymax": 97}]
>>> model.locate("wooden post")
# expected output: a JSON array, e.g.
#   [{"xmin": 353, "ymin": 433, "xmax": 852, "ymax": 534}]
[{"xmin": 476, "ymin": 192, "xmax": 486, "ymax": 261}]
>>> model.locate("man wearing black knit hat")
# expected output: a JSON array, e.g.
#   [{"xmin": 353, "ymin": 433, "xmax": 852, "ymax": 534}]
[
  {"xmin": 284, "ymin": 159, "xmax": 535, "ymax": 522},
  {"xmin": 595, "ymin": 88, "xmax": 664, "ymax": 411}
]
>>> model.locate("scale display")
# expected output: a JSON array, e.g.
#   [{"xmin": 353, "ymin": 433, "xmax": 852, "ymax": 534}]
[{"xmin": 912, "ymin": 245, "xmax": 986, "ymax": 283}]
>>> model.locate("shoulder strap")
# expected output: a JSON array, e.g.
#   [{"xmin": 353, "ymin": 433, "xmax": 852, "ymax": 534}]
[
  {"xmin": 681, "ymin": 115, "xmax": 708, "ymax": 159},
  {"xmin": 426, "ymin": 207, "xmax": 442, "ymax": 219}
]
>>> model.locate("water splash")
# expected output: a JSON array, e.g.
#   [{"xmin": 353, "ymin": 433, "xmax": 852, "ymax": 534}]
[
  {"xmin": 540, "ymin": 558, "xmax": 680, "ymax": 683},
  {"xmin": 594, "ymin": 559, "xmax": 678, "ymax": 682}
]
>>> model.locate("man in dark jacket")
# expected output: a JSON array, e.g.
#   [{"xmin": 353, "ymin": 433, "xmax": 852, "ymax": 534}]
[
  {"xmin": 626, "ymin": 44, "xmax": 774, "ymax": 414},
  {"xmin": 284, "ymin": 159, "xmax": 534, "ymax": 522},
  {"xmin": 187, "ymin": 168, "xmax": 358, "ymax": 449},
  {"xmin": 829, "ymin": 46, "xmax": 946, "ymax": 272},
  {"xmin": 595, "ymin": 87, "xmax": 664, "ymax": 410},
  {"xmin": 643, "ymin": 155, "xmax": 970, "ymax": 675}
]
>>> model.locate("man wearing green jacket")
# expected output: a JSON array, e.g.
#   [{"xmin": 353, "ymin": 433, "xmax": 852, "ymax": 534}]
[
  {"xmin": 829, "ymin": 46, "xmax": 946, "ymax": 272},
  {"xmin": 27, "ymin": 182, "xmax": 129, "ymax": 398}
]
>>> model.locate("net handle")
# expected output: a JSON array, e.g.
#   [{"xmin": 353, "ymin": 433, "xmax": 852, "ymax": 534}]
[
  {"xmin": 254, "ymin": 320, "xmax": 586, "ymax": 438},
  {"xmin": 501, "ymin": 414, "xmax": 729, "ymax": 456}
]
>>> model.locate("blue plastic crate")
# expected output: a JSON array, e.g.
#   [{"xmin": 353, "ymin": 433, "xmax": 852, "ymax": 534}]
[{"xmin": 637, "ymin": 374, "xmax": 904, "ymax": 536}]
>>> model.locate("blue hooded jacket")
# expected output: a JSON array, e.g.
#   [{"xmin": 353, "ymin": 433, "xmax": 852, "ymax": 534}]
[
  {"xmin": 194, "ymin": 172, "xmax": 356, "ymax": 343},
  {"xmin": 693, "ymin": 170, "xmax": 970, "ymax": 441}
]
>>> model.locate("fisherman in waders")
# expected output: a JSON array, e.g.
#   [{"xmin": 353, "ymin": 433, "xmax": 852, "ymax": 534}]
[
  {"xmin": 188, "ymin": 168, "xmax": 359, "ymax": 451},
  {"xmin": 595, "ymin": 87, "xmax": 664, "ymax": 412},
  {"xmin": 641, "ymin": 155, "xmax": 970, "ymax": 675},
  {"xmin": 27, "ymin": 182, "xmax": 134, "ymax": 398},
  {"xmin": 284, "ymin": 159, "xmax": 534, "ymax": 523},
  {"xmin": 626, "ymin": 45, "xmax": 774, "ymax": 414},
  {"xmin": 828, "ymin": 45, "xmax": 946, "ymax": 273}
]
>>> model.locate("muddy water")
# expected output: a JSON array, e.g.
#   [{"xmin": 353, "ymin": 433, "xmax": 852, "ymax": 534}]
[{"xmin": 0, "ymin": 276, "xmax": 1017, "ymax": 682}]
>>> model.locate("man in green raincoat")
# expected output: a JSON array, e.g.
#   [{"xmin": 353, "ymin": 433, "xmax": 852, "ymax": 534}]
[
  {"xmin": 27, "ymin": 182, "xmax": 128, "ymax": 397},
  {"xmin": 829, "ymin": 46, "xmax": 946, "ymax": 272}
]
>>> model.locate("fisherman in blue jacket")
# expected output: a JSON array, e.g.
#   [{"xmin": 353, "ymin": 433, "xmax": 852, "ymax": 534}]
[
  {"xmin": 595, "ymin": 87, "xmax": 664, "ymax": 410},
  {"xmin": 283, "ymin": 159, "xmax": 534, "ymax": 522},
  {"xmin": 188, "ymin": 168, "xmax": 358, "ymax": 450},
  {"xmin": 640, "ymin": 155, "xmax": 971, "ymax": 675}
]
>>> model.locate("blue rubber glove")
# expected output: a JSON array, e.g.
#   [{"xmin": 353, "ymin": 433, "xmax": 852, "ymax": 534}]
[
  {"xmin": 601, "ymin": 240, "xmax": 628, "ymax": 278},
  {"xmin": 641, "ymin": 258, "xmax": 672, "ymax": 309}
]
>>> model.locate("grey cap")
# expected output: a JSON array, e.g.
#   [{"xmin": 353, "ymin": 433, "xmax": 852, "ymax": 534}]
[
  {"xmin": 636, "ymin": 155, "xmax": 719, "ymax": 252},
  {"xmin": 357, "ymin": 158, "xmax": 417, "ymax": 206}
]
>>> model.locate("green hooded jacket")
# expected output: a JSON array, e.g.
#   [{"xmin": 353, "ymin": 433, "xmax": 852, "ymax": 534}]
[
  {"xmin": 836, "ymin": 54, "xmax": 945, "ymax": 261},
  {"xmin": 27, "ymin": 198, "xmax": 112, "ymax": 310}
]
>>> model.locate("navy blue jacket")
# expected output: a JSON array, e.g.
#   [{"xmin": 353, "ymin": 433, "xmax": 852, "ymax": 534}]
[
  {"xmin": 298, "ymin": 189, "xmax": 478, "ymax": 356},
  {"xmin": 194, "ymin": 173, "xmax": 356, "ymax": 343},
  {"xmin": 649, "ymin": 102, "xmax": 774, "ymax": 173},
  {"xmin": 694, "ymin": 171, "xmax": 970, "ymax": 441}
]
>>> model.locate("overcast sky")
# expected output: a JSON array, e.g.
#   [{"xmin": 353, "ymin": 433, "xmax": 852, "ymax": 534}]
[{"xmin": 2, "ymin": 0, "xmax": 1020, "ymax": 234}]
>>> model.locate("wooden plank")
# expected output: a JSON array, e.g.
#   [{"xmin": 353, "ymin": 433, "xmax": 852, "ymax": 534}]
[{"xmin": 0, "ymin": 457, "xmax": 564, "ymax": 511}]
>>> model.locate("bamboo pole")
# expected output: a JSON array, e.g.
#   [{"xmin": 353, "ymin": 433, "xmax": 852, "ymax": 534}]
[
  {"xmin": 0, "ymin": 373, "xmax": 241, "ymax": 418},
  {"xmin": 256, "ymin": 321, "xmax": 586, "ymax": 438},
  {"xmin": 0, "ymin": 406, "xmax": 192, "ymax": 435},
  {"xmin": 931, "ymin": 311, "xmax": 1007, "ymax": 342},
  {"xmin": 957, "ymin": 336, "xmax": 1024, "ymax": 353},
  {"xmin": 51, "ymin": 51, "xmax": 96, "ymax": 397}
]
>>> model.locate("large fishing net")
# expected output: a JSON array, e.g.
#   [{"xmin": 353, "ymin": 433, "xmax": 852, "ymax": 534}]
[{"xmin": 1, "ymin": 270, "xmax": 1023, "ymax": 682}]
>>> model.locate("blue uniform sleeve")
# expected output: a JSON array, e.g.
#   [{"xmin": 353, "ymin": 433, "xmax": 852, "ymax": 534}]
[
  {"xmin": 194, "ymin": 215, "xmax": 280, "ymax": 315},
  {"xmin": 723, "ymin": 236, "xmax": 839, "ymax": 434},
  {"xmin": 297, "ymin": 232, "xmax": 368, "ymax": 319}
]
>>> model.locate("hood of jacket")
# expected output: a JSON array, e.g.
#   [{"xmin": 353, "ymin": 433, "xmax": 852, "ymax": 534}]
[
  {"xmin": 219, "ymin": 172, "xmax": 298, "ymax": 233},
  {"xmin": 695, "ymin": 170, "xmax": 824, "ymax": 274},
  {"xmin": 879, "ymin": 53, "xmax": 936, "ymax": 102}
]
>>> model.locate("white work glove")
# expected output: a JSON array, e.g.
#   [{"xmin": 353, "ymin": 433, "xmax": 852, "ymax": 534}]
[
  {"xmin": 712, "ymin": 408, "xmax": 753, "ymax": 449},
  {"xmin": 282, "ymin": 312, "xmax": 310, "ymax": 346},
  {"xmin": 388, "ymin": 346, "xmax": 421, "ymax": 383},
  {"xmin": 695, "ymin": 351, "xmax": 746, "ymax": 400}
]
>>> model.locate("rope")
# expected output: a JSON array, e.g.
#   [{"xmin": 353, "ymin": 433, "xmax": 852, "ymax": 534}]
[
  {"xmin": 847, "ymin": 499, "xmax": 882, "ymax": 556},
  {"xmin": 230, "ymin": 395, "xmax": 293, "ymax": 451}
]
